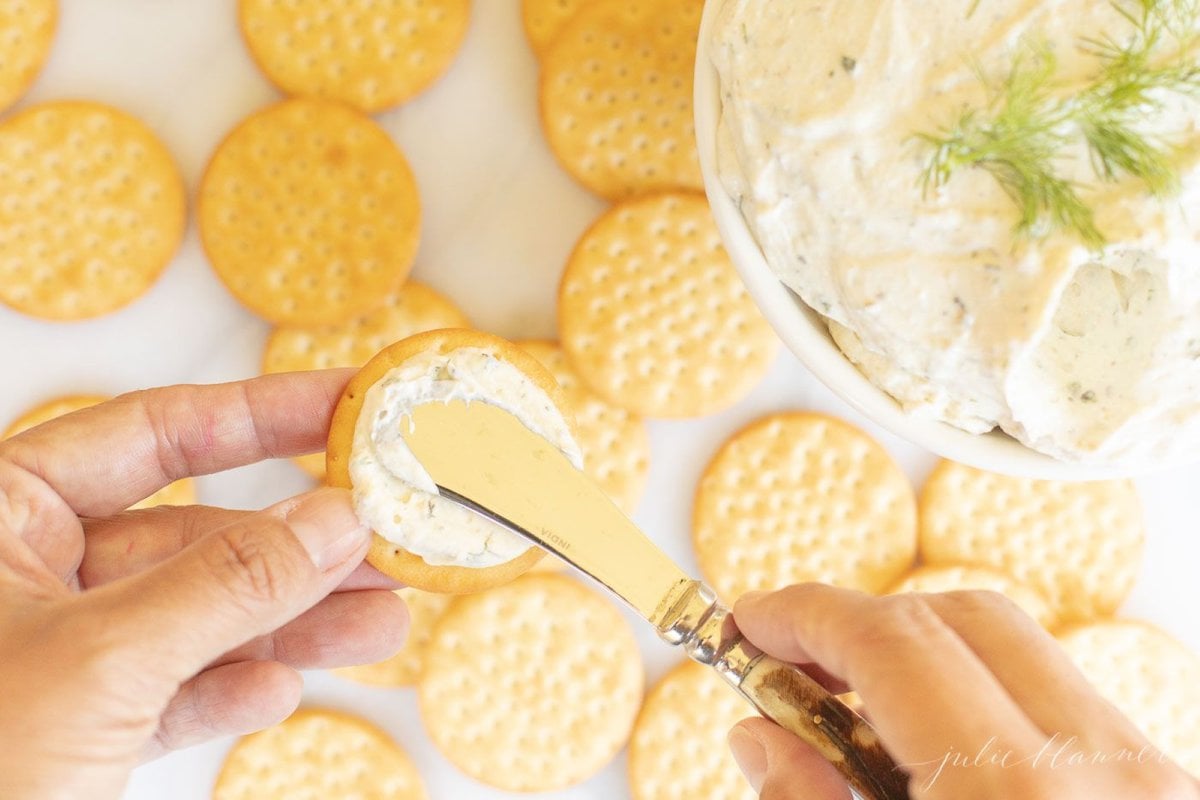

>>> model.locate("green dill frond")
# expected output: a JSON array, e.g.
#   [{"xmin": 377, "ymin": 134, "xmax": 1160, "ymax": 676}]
[
  {"xmin": 912, "ymin": 0, "xmax": 1200, "ymax": 250},
  {"xmin": 1080, "ymin": 111, "xmax": 1179, "ymax": 193},
  {"xmin": 915, "ymin": 40, "xmax": 1101, "ymax": 245},
  {"xmin": 998, "ymin": 165, "xmax": 1104, "ymax": 247}
]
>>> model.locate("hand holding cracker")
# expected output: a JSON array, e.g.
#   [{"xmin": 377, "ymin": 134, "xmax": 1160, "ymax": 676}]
[
  {"xmin": 727, "ymin": 585, "xmax": 1200, "ymax": 799},
  {"xmin": 0, "ymin": 372, "xmax": 408, "ymax": 799}
]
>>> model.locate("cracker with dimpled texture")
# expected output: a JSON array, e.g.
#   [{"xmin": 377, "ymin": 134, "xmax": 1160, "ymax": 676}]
[
  {"xmin": 0, "ymin": 0, "xmax": 56, "ymax": 114},
  {"xmin": 239, "ymin": 0, "xmax": 470, "ymax": 113},
  {"xmin": 558, "ymin": 193, "xmax": 778, "ymax": 418},
  {"xmin": 333, "ymin": 588, "xmax": 453, "ymax": 687},
  {"xmin": 522, "ymin": 0, "xmax": 582, "ymax": 57},
  {"xmin": 539, "ymin": 0, "xmax": 704, "ymax": 200},
  {"xmin": 326, "ymin": 329, "xmax": 579, "ymax": 593},
  {"xmin": 0, "ymin": 102, "xmax": 185, "ymax": 320},
  {"xmin": 198, "ymin": 98, "xmax": 420, "ymax": 326},
  {"xmin": 888, "ymin": 563, "xmax": 1055, "ymax": 629},
  {"xmin": 692, "ymin": 412, "xmax": 917, "ymax": 602},
  {"xmin": 1058, "ymin": 620, "xmax": 1200, "ymax": 776},
  {"xmin": 4, "ymin": 394, "xmax": 195, "ymax": 508},
  {"xmin": 418, "ymin": 573, "xmax": 643, "ymax": 791},
  {"xmin": 213, "ymin": 708, "xmax": 427, "ymax": 800},
  {"xmin": 264, "ymin": 281, "xmax": 469, "ymax": 480},
  {"xmin": 518, "ymin": 340, "xmax": 650, "ymax": 516},
  {"xmin": 918, "ymin": 460, "xmax": 1143, "ymax": 626},
  {"xmin": 629, "ymin": 661, "xmax": 756, "ymax": 800}
]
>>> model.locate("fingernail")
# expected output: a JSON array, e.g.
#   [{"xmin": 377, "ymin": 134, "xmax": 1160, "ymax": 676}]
[
  {"xmin": 286, "ymin": 488, "xmax": 369, "ymax": 570},
  {"xmin": 728, "ymin": 726, "xmax": 767, "ymax": 793}
]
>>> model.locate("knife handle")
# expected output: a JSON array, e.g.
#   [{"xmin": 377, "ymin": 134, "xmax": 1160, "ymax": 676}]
[{"xmin": 657, "ymin": 582, "xmax": 910, "ymax": 800}]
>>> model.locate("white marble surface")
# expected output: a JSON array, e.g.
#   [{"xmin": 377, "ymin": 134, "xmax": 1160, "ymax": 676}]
[{"xmin": 1, "ymin": 2, "xmax": 1197, "ymax": 799}]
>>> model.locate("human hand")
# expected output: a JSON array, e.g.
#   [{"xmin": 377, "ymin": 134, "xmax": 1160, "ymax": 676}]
[
  {"xmin": 727, "ymin": 585, "xmax": 1200, "ymax": 799},
  {"xmin": 0, "ymin": 371, "xmax": 409, "ymax": 800}
]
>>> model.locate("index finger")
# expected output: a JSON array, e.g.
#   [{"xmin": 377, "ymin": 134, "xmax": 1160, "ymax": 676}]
[{"xmin": 0, "ymin": 369, "xmax": 354, "ymax": 516}]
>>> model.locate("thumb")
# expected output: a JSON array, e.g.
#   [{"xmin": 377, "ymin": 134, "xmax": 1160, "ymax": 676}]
[
  {"xmin": 729, "ymin": 718, "xmax": 853, "ymax": 800},
  {"xmin": 87, "ymin": 487, "xmax": 371, "ymax": 681}
]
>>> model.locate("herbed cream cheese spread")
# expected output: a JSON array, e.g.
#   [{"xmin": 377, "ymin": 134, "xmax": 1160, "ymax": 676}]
[
  {"xmin": 711, "ymin": 0, "xmax": 1200, "ymax": 464},
  {"xmin": 350, "ymin": 347, "xmax": 583, "ymax": 568}
]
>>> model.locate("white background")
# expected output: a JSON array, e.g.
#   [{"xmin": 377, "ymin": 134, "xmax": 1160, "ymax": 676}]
[{"xmin": 1, "ymin": 2, "xmax": 1196, "ymax": 798}]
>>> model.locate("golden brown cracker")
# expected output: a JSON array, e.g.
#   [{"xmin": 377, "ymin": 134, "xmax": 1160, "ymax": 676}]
[
  {"xmin": 522, "ymin": 0, "xmax": 582, "ymax": 57},
  {"xmin": 239, "ymin": 0, "xmax": 470, "ymax": 113},
  {"xmin": 558, "ymin": 192, "xmax": 778, "ymax": 418},
  {"xmin": 539, "ymin": 0, "xmax": 704, "ymax": 200},
  {"xmin": 692, "ymin": 412, "xmax": 917, "ymax": 601},
  {"xmin": 264, "ymin": 281, "xmax": 469, "ymax": 480},
  {"xmin": 419, "ymin": 573, "xmax": 643, "ymax": 791},
  {"xmin": 518, "ymin": 340, "xmax": 650, "ymax": 515},
  {"xmin": 888, "ymin": 563, "xmax": 1055, "ymax": 629},
  {"xmin": 0, "ymin": 0, "xmax": 57, "ymax": 114},
  {"xmin": 1058, "ymin": 620, "xmax": 1200, "ymax": 776},
  {"xmin": 263, "ymin": 282, "xmax": 470, "ymax": 375},
  {"xmin": 289, "ymin": 452, "xmax": 330, "ymax": 482},
  {"xmin": 628, "ymin": 661, "xmax": 756, "ymax": 800},
  {"xmin": 2, "ymin": 394, "xmax": 111, "ymax": 439},
  {"xmin": 326, "ymin": 329, "xmax": 576, "ymax": 593},
  {"xmin": 3, "ymin": 394, "xmax": 196, "ymax": 508},
  {"xmin": 333, "ymin": 588, "xmax": 453, "ymax": 687},
  {"xmin": 198, "ymin": 97, "xmax": 420, "ymax": 326},
  {"xmin": 919, "ymin": 460, "xmax": 1144, "ymax": 626},
  {"xmin": 213, "ymin": 708, "xmax": 427, "ymax": 800},
  {"xmin": 0, "ymin": 101, "xmax": 185, "ymax": 320}
]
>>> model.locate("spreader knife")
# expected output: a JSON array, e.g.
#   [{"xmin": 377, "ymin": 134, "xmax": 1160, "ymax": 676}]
[{"xmin": 400, "ymin": 399, "xmax": 910, "ymax": 800}]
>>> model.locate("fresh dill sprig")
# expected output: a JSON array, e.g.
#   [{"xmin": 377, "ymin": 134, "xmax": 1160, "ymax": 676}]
[
  {"xmin": 917, "ymin": 0, "xmax": 1200, "ymax": 248},
  {"xmin": 918, "ymin": 45, "xmax": 1105, "ymax": 246},
  {"xmin": 1079, "ymin": 0, "xmax": 1200, "ymax": 192}
]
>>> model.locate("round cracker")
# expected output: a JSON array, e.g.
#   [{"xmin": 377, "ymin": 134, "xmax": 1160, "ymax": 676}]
[
  {"xmin": 692, "ymin": 412, "xmax": 917, "ymax": 601},
  {"xmin": 326, "ymin": 329, "xmax": 577, "ymax": 593},
  {"xmin": 198, "ymin": 97, "xmax": 420, "ymax": 326},
  {"xmin": 518, "ymin": 340, "xmax": 650, "ymax": 515},
  {"xmin": 3, "ymin": 394, "xmax": 111, "ymax": 439},
  {"xmin": 888, "ymin": 563, "xmax": 1055, "ymax": 629},
  {"xmin": 0, "ymin": 101, "xmax": 186, "ymax": 320},
  {"xmin": 1058, "ymin": 620, "xmax": 1200, "ymax": 776},
  {"xmin": 0, "ymin": 0, "xmax": 56, "ymax": 114},
  {"xmin": 539, "ymin": 0, "xmax": 704, "ymax": 200},
  {"xmin": 264, "ymin": 281, "xmax": 469, "ymax": 480},
  {"xmin": 264, "ymin": 282, "xmax": 470, "ymax": 375},
  {"xmin": 3, "ymin": 394, "xmax": 196, "ymax": 509},
  {"xmin": 238, "ymin": 0, "xmax": 470, "ymax": 113},
  {"xmin": 521, "ymin": 0, "xmax": 582, "ymax": 57},
  {"xmin": 629, "ymin": 661, "xmax": 756, "ymax": 800},
  {"xmin": 214, "ymin": 708, "xmax": 427, "ymax": 800},
  {"xmin": 558, "ymin": 192, "xmax": 778, "ymax": 418},
  {"xmin": 418, "ymin": 573, "xmax": 643, "ymax": 791},
  {"xmin": 918, "ymin": 460, "xmax": 1144, "ymax": 626},
  {"xmin": 333, "ymin": 587, "xmax": 453, "ymax": 687}
]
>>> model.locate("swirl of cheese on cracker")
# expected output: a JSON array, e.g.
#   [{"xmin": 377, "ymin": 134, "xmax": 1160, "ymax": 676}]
[{"xmin": 349, "ymin": 347, "xmax": 583, "ymax": 568}]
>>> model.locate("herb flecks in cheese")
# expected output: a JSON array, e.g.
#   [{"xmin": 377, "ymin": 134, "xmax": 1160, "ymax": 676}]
[
  {"xmin": 918, "ymin": 0, "xmax": 1200, "ymax": 247},
  {"xmin": 349, "ymin": 348, "xmax": 582, "ymax": 568}
]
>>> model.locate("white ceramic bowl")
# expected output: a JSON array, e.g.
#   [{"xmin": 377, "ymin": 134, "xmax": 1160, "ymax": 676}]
[{"xmin": 694, "ymin": 0, "xmax": 1130, "ymax": 480}]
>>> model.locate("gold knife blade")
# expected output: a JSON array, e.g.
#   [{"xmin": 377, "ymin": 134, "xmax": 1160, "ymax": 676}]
[
  {"xmin": 397, "ymin": 400, "xmax": 911, "ymax": 800},
  {"xmin": 400, "ymin": 399, "xmax": 690, "ymax": 624}
]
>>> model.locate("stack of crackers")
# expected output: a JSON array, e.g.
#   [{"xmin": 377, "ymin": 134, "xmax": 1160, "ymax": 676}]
[{"xmin": 3, "ymin": 0, "xmax": 1197, "ymax": 797}]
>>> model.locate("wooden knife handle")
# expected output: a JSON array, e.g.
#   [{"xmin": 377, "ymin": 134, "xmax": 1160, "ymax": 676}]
[{"xmin": 657, "ymin": 581, "xmax": 910, "ymax": 800}]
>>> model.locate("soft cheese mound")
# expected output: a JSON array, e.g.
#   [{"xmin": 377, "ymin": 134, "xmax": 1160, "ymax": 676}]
[
  {"xmin": 350, "ymin": 347, "xmax": 583, "ymax": 568},
  {"xmin": 711, "ymin": 0, "xmax": 1200, "ymax": 464}
]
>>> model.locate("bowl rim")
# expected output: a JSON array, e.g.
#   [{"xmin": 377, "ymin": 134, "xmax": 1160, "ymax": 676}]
[{"xmin": 693, "ymin": 0, "xmax": 1160, "ymax": 480}]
